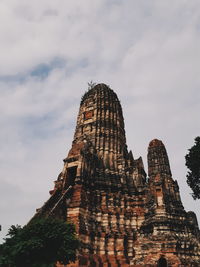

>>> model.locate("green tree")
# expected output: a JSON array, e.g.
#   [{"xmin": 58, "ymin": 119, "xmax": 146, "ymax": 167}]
[
  {"xmin": 185, "ymin": 136, "xmax": 200, "ymax": 199},
  {"xmin": 0, "ymin": 218, "xmax": 79, "ymax": 267}
]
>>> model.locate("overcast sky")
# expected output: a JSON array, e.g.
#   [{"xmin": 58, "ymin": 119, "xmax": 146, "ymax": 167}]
[{"xmin": 1, "ymin": 0, "xmax": 200, "ymax": 242}]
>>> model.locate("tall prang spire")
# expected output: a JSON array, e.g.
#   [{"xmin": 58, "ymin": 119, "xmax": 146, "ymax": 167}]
[
  {"xmin": 64, "ymin": 83, "xmax": 132, "ymax": 190},
  {"xmin": 73, "ymin": 83, "xmax": 127, "ymax": 162},
  {"xmin": 61, "ymin": 83, "xmax": 141, "ymax": 193}
]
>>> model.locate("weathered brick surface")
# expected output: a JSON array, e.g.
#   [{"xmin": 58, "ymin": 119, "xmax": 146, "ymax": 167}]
[{"xmin": 33, "ymin": 84, "xmax": 200, "ymax": 266}]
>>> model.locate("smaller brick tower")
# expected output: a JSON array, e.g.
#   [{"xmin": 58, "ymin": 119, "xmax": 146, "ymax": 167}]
[
  {"xmin": 32, "ymin": 84, "xmax": 200, "ymax": 266},
  {"xmin": 134, "ymin": 139, "xmax": 200, "ymax": 266}
]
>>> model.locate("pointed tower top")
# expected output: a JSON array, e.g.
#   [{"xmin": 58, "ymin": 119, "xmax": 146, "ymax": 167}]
[
  {"xmin": 149, "ymin": 139, "xmax": 164, "ymax": 148},
  {"xmin": 148, "ymin": 139, "xmax": 172, "ymax": 178},
  {"xmin": 80, "ymin": 83, "xmax": 117, "ymax": 105}
]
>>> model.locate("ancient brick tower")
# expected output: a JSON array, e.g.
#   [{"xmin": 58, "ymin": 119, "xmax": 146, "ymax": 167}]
[{"xmin": 34, "ymin": 83, "xmax": 200, "ymax": 266}]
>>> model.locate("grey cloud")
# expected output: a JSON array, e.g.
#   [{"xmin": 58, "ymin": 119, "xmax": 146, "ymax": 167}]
[{"xmin": 30, "ymin": 58, "xmax": 66, "ymax": 79}]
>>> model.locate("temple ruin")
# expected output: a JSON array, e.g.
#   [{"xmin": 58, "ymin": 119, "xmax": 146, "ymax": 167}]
[{"xmin": 33, "ymin": 83, "xmax": 200, "ymax": 266}]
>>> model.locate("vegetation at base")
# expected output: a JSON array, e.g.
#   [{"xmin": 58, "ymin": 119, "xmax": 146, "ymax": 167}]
[
  {"xmin": 0, "ymin": 217, "xmax": 79, "ymax": 267},
  {"xmin": 185, "ymin": 136, "xmax": 200, "ymax": 199}
]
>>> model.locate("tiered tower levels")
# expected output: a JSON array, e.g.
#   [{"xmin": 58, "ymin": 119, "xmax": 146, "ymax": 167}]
[{"xmin": 33, "ymin": 84, "xmax": 200, "ymax": 266}]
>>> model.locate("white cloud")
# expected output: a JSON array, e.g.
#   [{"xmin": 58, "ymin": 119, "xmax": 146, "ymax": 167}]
[{"xmin": 0, "ymin": 1, "xmax": 200, "ymax": 241}]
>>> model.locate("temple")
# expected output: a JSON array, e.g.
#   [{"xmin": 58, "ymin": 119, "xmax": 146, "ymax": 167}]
[{"xmin": 33, "ymin": 83, "xmax": 200, "ymax": 266}]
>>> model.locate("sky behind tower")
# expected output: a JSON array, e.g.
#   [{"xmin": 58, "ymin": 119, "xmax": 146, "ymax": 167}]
[{"xmin": 0, "ymin": 0, "xmax": 200, "ymax": 241}]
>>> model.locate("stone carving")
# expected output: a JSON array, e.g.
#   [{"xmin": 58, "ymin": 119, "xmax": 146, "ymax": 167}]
[{"xmin": 33, "ymin": 83, "xmax": 200, "ymax": 266}]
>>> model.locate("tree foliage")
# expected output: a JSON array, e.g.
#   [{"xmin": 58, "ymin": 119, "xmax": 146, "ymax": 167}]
[
  {"xmin": 0, "ymin": 217, "xmax": 79, "ymax": 267},
  {"xmin": 185, "ymin": 136, "xmax": 200, "ymax": 200}
]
